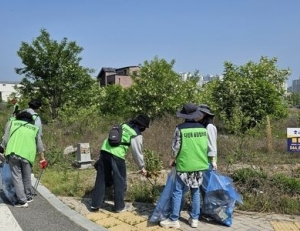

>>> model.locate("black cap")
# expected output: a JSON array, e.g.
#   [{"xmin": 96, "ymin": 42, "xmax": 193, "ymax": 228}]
[
  {"xmin": 28, "ymin": 99, "xmax": 42, "ymax": 110},
  {"xmin": 134, "ymin": 114, "xmax": 150, "ymax": 128}
]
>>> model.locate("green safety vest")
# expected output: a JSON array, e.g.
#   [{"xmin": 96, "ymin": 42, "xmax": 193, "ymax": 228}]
[
  {"xmin": 176, "ymin": 125, "xmax": 209, "ymax": 172},
  {"xmin": 5, "ymin": 120, "xmax": 39, "ymax": 165},
  {"xmin": 101, "ymin": 123, "xmax": 137, "ymax": 160}
]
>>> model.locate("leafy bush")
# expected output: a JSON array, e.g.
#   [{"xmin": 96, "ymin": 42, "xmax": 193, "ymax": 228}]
[
  {"xmin": 231, "ymin": 168, "xmax": 267, "ymax": 184},
  {"xmin": 272, "ymin": 173, "xmax": 300, "ymax": 195},
  {"xmin": 144, "ymin": 148, "xmax": 163, "ymax": 173}
]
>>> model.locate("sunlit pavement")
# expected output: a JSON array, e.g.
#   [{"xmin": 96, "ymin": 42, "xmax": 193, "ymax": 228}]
[{"xmin": 59, "ymin": 197, "xmax": 300, "ymax": 231}]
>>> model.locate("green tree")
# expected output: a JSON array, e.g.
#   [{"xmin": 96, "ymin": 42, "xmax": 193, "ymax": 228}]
[
  {"xmin": 211, "ymin": 56, "xmax": 289, "ymax": 134},
  {"xmin": 15, "ymin": 28, "xmax": 95, "ymax": 119},
  {"xmin": 286, "ymin": 92, "xmax": 300, "ymax": 107},
  {"xmin": 126, "ymin": 56, "xmax": 202, "ymax": 118},
  {"xmin": 98, "ymin": 84, "xmax": 130, "ymax": 118}
]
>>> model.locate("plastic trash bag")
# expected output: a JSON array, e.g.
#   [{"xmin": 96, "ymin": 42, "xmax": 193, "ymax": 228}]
[
  {"xmin": 149, "ymin": 167, "xmax": 176, "ymax": 223},
  {"xmin": 201, "ymin": 170, "xmax": 243, "ymax": 227},
  {"xmin": 1, "ymin": 162, "xmax": 17, "ymax": 205}
]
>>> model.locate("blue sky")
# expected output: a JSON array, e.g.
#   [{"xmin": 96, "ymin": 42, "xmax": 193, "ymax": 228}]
[{"xmin": 1, "ymin": 0, "xmax": 299, "ymax": 87}]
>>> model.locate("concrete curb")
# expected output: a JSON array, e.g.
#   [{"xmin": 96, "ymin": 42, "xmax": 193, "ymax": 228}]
[{"xmin": 31, "ymin": 174, "xmax": 108, "ymax": 231}]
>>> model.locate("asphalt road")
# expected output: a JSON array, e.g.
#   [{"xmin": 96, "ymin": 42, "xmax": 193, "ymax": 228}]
[{"xmin": 0, "ymin": 166, "xmax": 88, "ymax": 231}]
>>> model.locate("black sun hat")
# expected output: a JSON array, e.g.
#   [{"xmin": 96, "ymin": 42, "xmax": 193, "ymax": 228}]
[
  {"xmin": 198, "ymin": 104, "xmax": 215, "ymax": 116},
  {"xmin": 176, "ymin": 103, "xmax": 203, "ymax": 120}
]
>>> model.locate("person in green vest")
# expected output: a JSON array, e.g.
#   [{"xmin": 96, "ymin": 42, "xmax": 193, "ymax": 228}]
[
  {"xmin": 11, "ymin": 98, "xmax": 20, "ymax": 118},
  {"xmin": 0, "ymin": 111, "xmax": 47, "ymax": 208},
  {"xmin": 160, "ymin": 103, "xmax": 209, "ymax": 229},
  {"xmin": 91, "ymin": 114, "xmax": 150, "ymax": 213},
  {"xmin": 23, "ymin": 99, "xmax": 43, "ymax": 137}
]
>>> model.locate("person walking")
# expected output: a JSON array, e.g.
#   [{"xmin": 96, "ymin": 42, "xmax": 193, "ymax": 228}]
[
  {"xmin": 91, "ymin": 114, "xmax": 150, "ymax": 213},
  {"xmin": 160, "ymin": 103, "xmax": 209, "ymax": 229},
  {"xmin": 198, "ymin": 104, "xmax": 217, "ymax": 170},
  {"xmin": 10, "ymin": 98, "xmax": 20, "ymax": 118},
  {"xmin": 0, "ymin": 111, "xmax": 47, "ymax": 208}
]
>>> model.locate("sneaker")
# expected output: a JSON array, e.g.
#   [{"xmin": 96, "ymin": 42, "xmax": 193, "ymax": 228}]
[
  {"xmin": 160, "ymin": 218, "xmax": 180, "ymax": 229},
  {"xmin": 90, "ymin": 206, "xmax": 100, "ymax": 211},
  {"xmin": 27, "ymin": 198, "xmax": 33, "ymax": 203},
  {"xmin": 115, "ymin": 203, "xmax": 132, "ymax": 213},
  {"xmin": 14, "ymin": 202, "xmax": 29, "ymax": 208},
  {"xmin": 188, "ymin": 217, "xmax": 198, "ymax": 228}
]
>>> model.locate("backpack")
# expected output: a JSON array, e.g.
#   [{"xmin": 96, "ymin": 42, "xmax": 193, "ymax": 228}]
[{"xmin": 108, "ymin": 124, "xmax": 130, "ymax": 147}]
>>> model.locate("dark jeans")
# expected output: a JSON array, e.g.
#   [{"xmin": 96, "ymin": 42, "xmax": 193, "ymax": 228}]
[{"xmin": 91, "ymin": 151, "xmax": 127, "ymax": 211}]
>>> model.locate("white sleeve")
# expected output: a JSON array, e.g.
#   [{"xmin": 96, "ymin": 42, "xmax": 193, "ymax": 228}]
[
  {"xmin": 207, "ymin": 124, "xmax": 217, "ymax": 157},
  {"xmin": 130, "ymin": 135, "xmax": 145, "ymax": 170},
  {"xmin": 172, "ymin": 127, "xmax": 181, "ymax": 158}
]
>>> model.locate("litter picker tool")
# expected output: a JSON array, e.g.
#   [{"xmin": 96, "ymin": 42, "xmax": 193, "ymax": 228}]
[
  {"xmin": 32, "ymin": 168, "xmax": 44, "ymax": 196},
  {"xmin": 145, "ymin": 172, "xmax": 155, "ymax": 187}
]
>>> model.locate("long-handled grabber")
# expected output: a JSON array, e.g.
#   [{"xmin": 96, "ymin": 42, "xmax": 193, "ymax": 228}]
[
  {"xmin": 32, "ymin": 168, "xmax": 44, "ymax": 196},
  {"xmin": 145, "ymin": 172, "xmax": 155, "ymax": 187}
]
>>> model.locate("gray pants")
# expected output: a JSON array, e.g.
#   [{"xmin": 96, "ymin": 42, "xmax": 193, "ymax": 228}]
[{"xmin": 8, "ymin": 155, "xmax": 32, "ymax": 203}]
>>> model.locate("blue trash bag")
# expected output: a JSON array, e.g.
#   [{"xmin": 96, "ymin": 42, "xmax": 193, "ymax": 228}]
[
  {"xmin": 1, "ymin": 162, "xmax": 17, "ymax": 205},
  {"xmin": 149, "ymin": 167, "xmax": 176, "ymax": 223},
  {"xmin": 201, "ymin": 170, "xmax": 243, "ymax": 227}
]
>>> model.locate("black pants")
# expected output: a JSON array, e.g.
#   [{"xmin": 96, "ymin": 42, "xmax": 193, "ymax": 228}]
[{"xmin": 91, "ymin": 151, "xmax": 127, "ymax": 211}]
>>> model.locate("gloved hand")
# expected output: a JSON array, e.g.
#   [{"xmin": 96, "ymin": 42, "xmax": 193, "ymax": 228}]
[
  {"xmin": 0, "ymin": 145, "xmax": 4, "ymax": 154},
  {"xmin": 169, "ymin": 159, "xmax": 176, "ymax": 167},
  {"xmin": 39, "ymin": 159, "xmax": 48, "ymax": 169},
  {"xmin": 209, "ymin": 156, "xmax": 217, "ymax": 170},
  {"xmin": 140, "ymin": 167, "xmax": 147, "ymax": 177},
  {"xmin": 211, "ymin": 162, "xmax": 217, "ymax": 171}
]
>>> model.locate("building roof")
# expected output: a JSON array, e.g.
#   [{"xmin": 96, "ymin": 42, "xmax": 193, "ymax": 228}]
[
  {"xmin": 115, "ymin": 65, "xmax": 139, "ymax": 71},
  {"xmin": 0, "ymin": 81, "xmax": 21, "ymax": 84},
  {"xmin": 97, "ymin": 67, "xmax": 117, "ymax": 79}
]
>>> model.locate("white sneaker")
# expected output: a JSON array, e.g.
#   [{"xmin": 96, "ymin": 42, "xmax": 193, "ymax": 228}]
[
  {"xmin": 160, "ymin": 219, "xmax": 180, "ymax": 229},
  {"xmin": 14, "ymin": 202, "xmax": 29, "ymax": 208},
  {"xmin": 115, "ymin": 203, "xmax": 132, "ymax": 213},
  {"xmin": 188, "ymin": 217, "xmax": 198, "ymax": 228}
]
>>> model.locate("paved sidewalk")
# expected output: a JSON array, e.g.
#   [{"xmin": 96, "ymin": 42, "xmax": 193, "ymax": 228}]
[{"xmin": 59, "ymin": 197, "xmax": 300, "ymax": 231}]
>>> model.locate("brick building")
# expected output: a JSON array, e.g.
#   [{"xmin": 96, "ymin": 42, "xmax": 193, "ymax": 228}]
[{"xmin": 97, "ymin": 66, "xmax": 140, "ymax": 88}]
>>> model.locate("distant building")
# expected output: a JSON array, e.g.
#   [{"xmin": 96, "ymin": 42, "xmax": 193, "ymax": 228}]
[
  {"xmin": 288, "ymin": 77, "xmax": 300, "ymax": 94},
  {"xmin": 179, "ymin": 72, "xmax": 223, "ymax": 87},
  {"xmin": 97, "ymin": 66, "xmax": 224, "ymax": 89},
  {"xmin": 97, "ymin": 66, "xmax": 140, "ymax": 88},
  {"xmin": 0, "ymin": 81, "xmax": 22, "ymax": 102}
]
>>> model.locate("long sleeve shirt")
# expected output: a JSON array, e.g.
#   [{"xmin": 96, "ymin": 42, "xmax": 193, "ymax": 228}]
[
  {"xmin": 130, "ymin": 134, "xmax": 145, "ymax": 170},
  {"xmin": 172, "ymin": 127, "xmax": 181, "ymax": 158},
  {"xmin": 206, "ymin": 123, "xmax": 217, "ymax": 158}
]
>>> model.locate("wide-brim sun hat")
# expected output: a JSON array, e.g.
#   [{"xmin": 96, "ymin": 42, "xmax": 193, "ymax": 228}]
[
  {"xmin": 198, "ymin": 104, "xmax": 215, "ymax": 116},
  {"xmin": 176, "ymin": 103, "xmax": 203, "ymax": 120}
]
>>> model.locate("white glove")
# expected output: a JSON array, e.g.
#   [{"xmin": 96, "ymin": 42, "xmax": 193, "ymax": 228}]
[
  {"xmin": 210, "ymin": 156, "xmax": 217, "ymax": 170},
  {"xmin": 211, "ymin": 161, "xmax": 217, "ymax": 170}
]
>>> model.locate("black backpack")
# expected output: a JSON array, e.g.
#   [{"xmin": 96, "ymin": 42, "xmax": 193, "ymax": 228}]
[{"xmin": 108, "ymin": 124, "xmax": 130, "ymax": 147}]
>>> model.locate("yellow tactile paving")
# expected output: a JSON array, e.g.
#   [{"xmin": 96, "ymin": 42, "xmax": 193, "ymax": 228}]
[
  {"xmin": 86, "ymin": 211, "xmax": 110, "ymax": 221},
  {"xmin": 111, "ymin": 212, "xmax": 147, "ymax": 225},
  {"xmin": 108, "ymin": 223, "xmax": 138, "ymax": 231},
  {"xmin": 134, "ymin": 221, "xmax": 162, "ymax": 231},
  {"xmin": 96, "ymin": 217, "xmax": 123, "ymax": 228},
  {"xmin": 270, "ymin": 221, "xmax": 300, "ymax": 231},
  {"xmin": 134, "ymin": 221, "xmax": 178, "ymax": 231}
]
